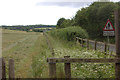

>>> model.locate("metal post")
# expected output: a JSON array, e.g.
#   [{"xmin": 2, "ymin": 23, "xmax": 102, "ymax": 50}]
[{"xmin": 107, "ymin": 36, "xmax": 110, "ymax": 51}]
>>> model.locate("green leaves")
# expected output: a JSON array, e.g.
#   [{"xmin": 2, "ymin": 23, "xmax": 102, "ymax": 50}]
[
  {"xmin": 48, "ymin": 26, "xmax": 88, "ymax": 41},
  {"xmin": 56, "ymin": 2, "xmax": 117, "ymax": 41},
  {"xmin": 56, "ymin": 18, "xmax": 66, "ymax": 29}
]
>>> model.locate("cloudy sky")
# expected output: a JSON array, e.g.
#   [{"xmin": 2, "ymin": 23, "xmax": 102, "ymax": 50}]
[{"xmin": 0, "ymin": 0, "xmax": 119, "ymax": 26}]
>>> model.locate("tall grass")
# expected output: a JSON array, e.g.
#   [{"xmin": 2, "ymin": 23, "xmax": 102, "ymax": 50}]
[
  {"xmin": 31, "ymin": 33, "xmax": 115, "ymax": 78},
  {"xmin": 31, "ymin": 34, "xmax": 52, "ymax": 78},
  {"xmin": 49, "ymin": 34, "xmax": 115, "ymax": 78},
  {"xmin": 48, "ymin": 26, "xmax": 88, "ymax": 41}
]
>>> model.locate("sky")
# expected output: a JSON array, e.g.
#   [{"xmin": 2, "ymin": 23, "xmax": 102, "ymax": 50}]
[{"xmin": 0, "ymin": 0, "xmax": 119, "ymax": 26}]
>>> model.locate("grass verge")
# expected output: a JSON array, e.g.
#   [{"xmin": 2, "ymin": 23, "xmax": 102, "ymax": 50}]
[{"xmin": 31, "ymin": 33, "xmax": 115, "ymax": 78}]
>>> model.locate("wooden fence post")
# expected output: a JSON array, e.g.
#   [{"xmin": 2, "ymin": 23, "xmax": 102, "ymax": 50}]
[
  {"xmin": 94, "ymin": 40, "xmax": 97, "ymax": 50},
  {"xmin": 104, "ymin": 42, "xmax": 107, "ymax": 53},
  {"xmin": 81, "ymin": 38, "xmax": 83, "ymax": 47},
  {"xmin": 64, "ymin": 56, "xmax": 71, "ymax": 78},
  {"xmin": 87, "ymin": 39, "xmax": 89, "ymax": 50},
  {"xmin": 49, "ymin": 63, "xmax": 56, "ymax": 78},
  {"xmin": 9, "ymin": 59, "xmax": 15, "ymax": 78},
  {"xmin": 0, "ymin": 58, "xmax": 2, "ymax": 80},
  {"xmin": 2, "ymin": 58, "xmax": 6, "ymax": 79},
  {"xmin": 114, "ymin": 9, "xmax": 120, "ymax": 79}
]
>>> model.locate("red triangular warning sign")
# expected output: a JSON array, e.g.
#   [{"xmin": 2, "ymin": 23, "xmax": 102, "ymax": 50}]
[{"xmin": 103, "ymin": 19, "xmax": 115, "ymax": 31}]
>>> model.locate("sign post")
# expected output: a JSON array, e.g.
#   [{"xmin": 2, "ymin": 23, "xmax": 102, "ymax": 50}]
[
  {"xmin": 103, "ymin": 19, "xmax": 115, "ymax": 51},
  {"xmin": 107, "ymin": 36, "xmax": 109, "ymax": 45}
]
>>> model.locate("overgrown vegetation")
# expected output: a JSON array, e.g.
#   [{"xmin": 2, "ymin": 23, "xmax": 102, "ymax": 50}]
[
  {"xmin": 31, "ymin": 33, "xmax": 115, "ymax": 78},
  {"xmin": 48, "ymin": 26, "xmax": 88, "ymax": 41},
  {"xmin": 56, "ymin": 2, "xmax": 120, "ymax": 43}
]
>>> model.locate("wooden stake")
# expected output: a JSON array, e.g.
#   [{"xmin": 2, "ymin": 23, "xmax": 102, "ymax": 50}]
[
  {"xmin": 87, "ymin": 39, "xmax": 89, "ymax": 50},
  {"xmin": 49, "ymin": 63, "xmax": 56, "ymax": 78},
  {"xmin": 0, "ymin": 58, "xmax": 2, "ymax": 80},
  {"xmin": 114, "ymin": 9, "xmax": 120, "ymax": 79},
  {"xmin": 2, "ymin": 58, "xmax": 6, "ymax": 79},
  {"xmin": 94, "ymin": 40, "xmax": 97, "ymax": 50},
  {"xmin": 104, "ymin": 42, "xmax": 107, "ymax": 53},
  {"xmin": 64, "ymin": 56, "xmax": 71, "ymax": 78},
  {"xmin": 9, "ymin": 59, "xmax": 15, "ymax": 78},
  {"xmin": 81, "ymin": 38, "xmax": 83, "ymax": 47}
]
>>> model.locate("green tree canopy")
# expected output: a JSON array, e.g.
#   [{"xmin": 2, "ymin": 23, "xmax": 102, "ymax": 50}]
[
  {"xmin": 56, "ymin": 2, "xmax": 118, "ymax": 41},
  {"xmin": 56, "ymin": 18, "xmax": 65, "ymax": 28}
]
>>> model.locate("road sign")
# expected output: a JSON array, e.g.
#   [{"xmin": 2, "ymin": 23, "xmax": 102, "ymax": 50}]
[
  {"xmin": 103, "ymin": 19, "xmax": 115, "ymax": 31},
  {"xmin": 103, "ymin": 31, "xmax": 115, "ymax": 36},
  {"xmin": 103, "ymin": 19, "xmax": 115, "ymax": 36}
]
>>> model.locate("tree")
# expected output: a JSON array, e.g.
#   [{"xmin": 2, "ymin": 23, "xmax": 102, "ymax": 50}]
[
  {"xmin": 73, "ymin": 8, "xmax": 88, "ymax": 28},
  {"xmin": 56, "ymin": 18, "xmax": 65, "ymax": 29},
  {"xmin": 60, "ymin": 19, "xmax": 72, "ymax": 28},
  {"xmin": 56, "ymin": 2, "xmax": 117, "ymax": 40}
]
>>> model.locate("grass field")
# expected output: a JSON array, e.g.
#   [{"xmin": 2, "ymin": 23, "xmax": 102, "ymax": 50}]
[
  {"xmin": 2, "ymin": 29, "xmax": 41, "ymax": 78},
  {"xmin": 2, "ymin": 29, "xmax": 115, "ymax": 78}
]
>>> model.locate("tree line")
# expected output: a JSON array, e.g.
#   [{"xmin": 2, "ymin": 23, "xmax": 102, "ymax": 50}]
[
  {"xmin": 2, "ymin": 24, "xmax": 56, "ymax": 32},
  {"xmin": 56, "ymin": 2, "xmax": 120, "ymax": 42}
]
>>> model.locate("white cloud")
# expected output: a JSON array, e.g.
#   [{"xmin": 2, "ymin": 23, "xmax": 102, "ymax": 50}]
[
  {"xmin": 0, "ymin": 0, "xmax": 119, "ymax": 25},
  {"xmin": 37, "ymin": 0, "xmax": 120, "ymax": 2},
  {"xmin": 36, "ymin": 2, "xmax": 91, "ymax": 8},
  {"xmin": 0, "ymin": 0, "xmax": 80, "ymax": 25}
]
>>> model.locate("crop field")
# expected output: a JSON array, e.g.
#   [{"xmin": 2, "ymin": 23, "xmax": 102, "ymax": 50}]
[{"xmin": 2, "ymin": 29, "xmax": 116, "ymax": 78}]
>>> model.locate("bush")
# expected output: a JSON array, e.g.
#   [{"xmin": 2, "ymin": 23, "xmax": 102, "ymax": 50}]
[{"xmin": 48, "ymin": 26, "xmax": 88, "ymax": 41}]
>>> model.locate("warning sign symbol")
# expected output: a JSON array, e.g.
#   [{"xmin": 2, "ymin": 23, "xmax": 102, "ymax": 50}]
[{"xmin": 103, "ymin": 19, "xmax": 115, "ymax": 31}]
